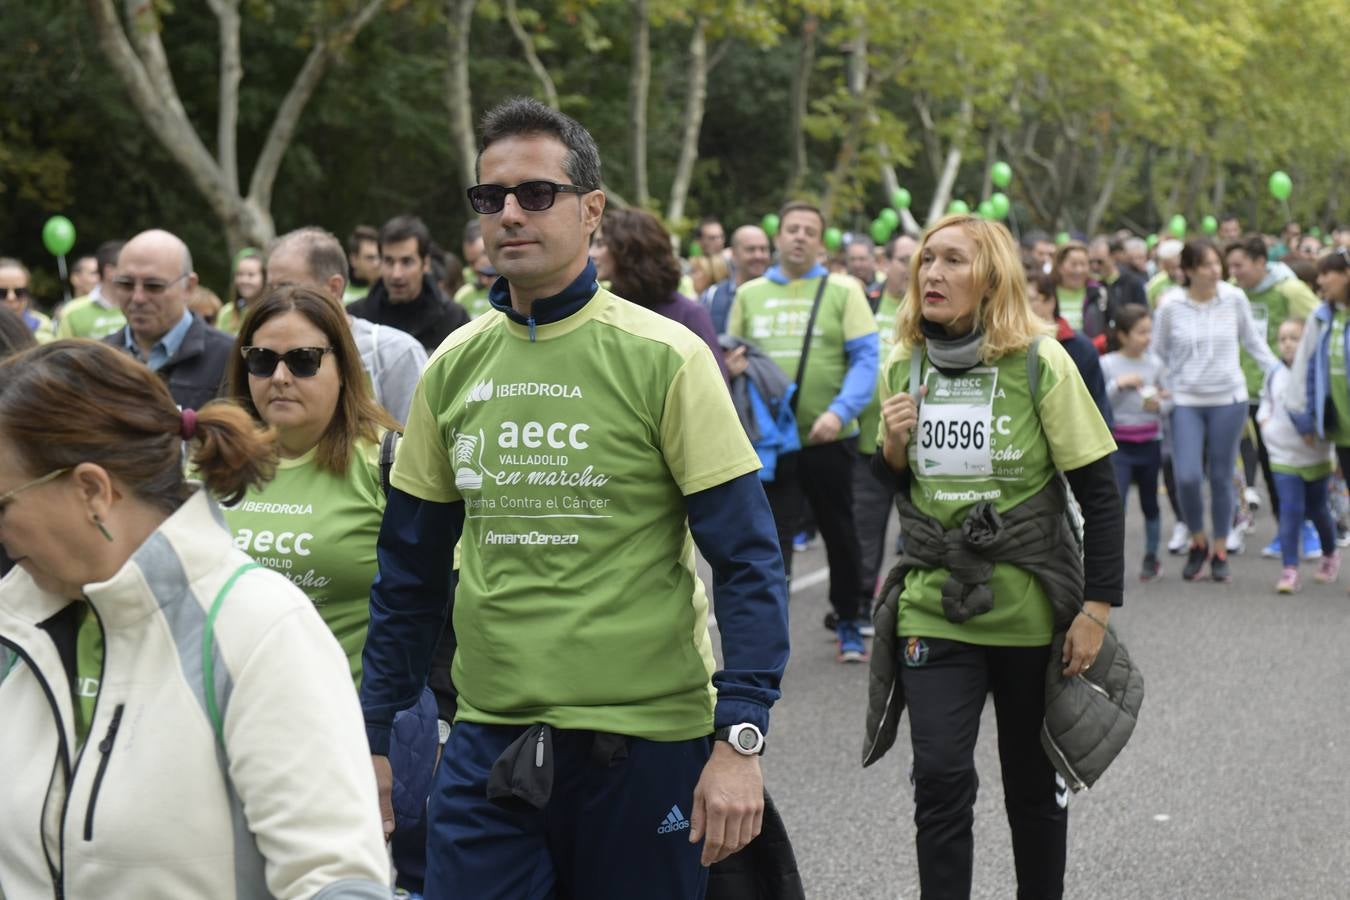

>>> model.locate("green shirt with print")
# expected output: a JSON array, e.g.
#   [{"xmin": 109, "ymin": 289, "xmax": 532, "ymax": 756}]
[
  {"xmin": 1057, "ymin": 286, "xmax": 1086, "ymax": 332},
  {"xmin": 393, "ymin": 287, "xmax": 761, "ymax": 741},
  {"xmin": 56, "ymin": 295, "xmax": 126, "ymax": 340},
  {"xmin": 222, "ymin": 439, "xmax": 385, "ymax": 687},
  {"xmin": 1238, "ymin": 276, "xmax": 1319, "ymax": 398},
  {"xmin": 73, "ymin": 603, "xmax": 104, "ymax": 749},
  {"xmin": 878, "ymin": 337, "xmax": 1116, "ymax": 646},
  {"xmin": 857, "ymin": 292, "xmax": 904, "ymax": 455},
  {"xmin": 728, "ymin": 272, "xmax": 878, "ymax": 444},
  {"xmin": 1329, "ymin": 308, "xmax": 1350, "ymax": 446},
  {"xmin": 454, "ymin": 283, "xmax": 495, "ymax": 319}
]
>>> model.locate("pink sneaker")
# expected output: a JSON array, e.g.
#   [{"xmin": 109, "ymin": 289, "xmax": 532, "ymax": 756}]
[
  {"xmin": 1314, "ymin": 551, "xmax": 1341, "ymax": 584},
  {"xmin": 1276, "ymin": 567, "xmax": 1301, "ymax": 594}
]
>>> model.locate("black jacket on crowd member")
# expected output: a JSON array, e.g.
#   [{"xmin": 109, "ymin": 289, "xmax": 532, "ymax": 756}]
[
  {"xmin": 103, "ymin": 313, "xmax": 233, "ymax": 411},
  {"xmin": 347, "ymin": 274, "xmax": 469, "ymax": 354}
]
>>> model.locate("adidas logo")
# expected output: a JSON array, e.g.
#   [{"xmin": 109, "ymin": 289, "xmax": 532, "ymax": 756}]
[
  {"xmin": 465, "ymin": 379, "xmax": 494, "ymax": 404},
  {"xmin": 656, "ymin": 804, "xmax": 690, "ymax": 835}
]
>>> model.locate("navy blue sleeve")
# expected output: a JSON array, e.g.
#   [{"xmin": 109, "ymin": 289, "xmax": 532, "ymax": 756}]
[
  {"xmin": 685, "ymin": 472, "xmax": 790, "ymax": 735},
  {"xmin": 360, "ymin": 487, "xmax": 463, "ymax": 755}
]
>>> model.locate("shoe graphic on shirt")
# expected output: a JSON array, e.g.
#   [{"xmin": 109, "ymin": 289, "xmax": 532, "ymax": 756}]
[
  {"xmin": 657, "ymin": 805, "xmax": 691, "ymax": 835},
  {"xmin": 453, "ymin": 430, "xmax": 484, "ymax": 490}
]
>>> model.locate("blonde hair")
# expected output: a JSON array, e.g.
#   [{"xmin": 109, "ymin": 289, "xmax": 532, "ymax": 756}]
[
  {"xmin": 896, "ymin": 214, "xmax": 1052, "ymax": 364},
  {"xmin": 689, "ymin": 252, "xmax": 729, "ymax": 289}
]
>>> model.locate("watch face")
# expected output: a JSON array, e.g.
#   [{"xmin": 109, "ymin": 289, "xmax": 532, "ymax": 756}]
[{"xmin": 736, "ymin": 728, "xmax": 759, "ymax": 752}]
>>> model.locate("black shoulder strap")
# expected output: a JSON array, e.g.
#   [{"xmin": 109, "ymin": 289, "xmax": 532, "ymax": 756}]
[
  {"xmin": 789, "ymin": 275, "xmax": 831, "ymax": 414},
  {"xmin": 380, "ymin": 429, "xmax": 401, "ymax": 497}
]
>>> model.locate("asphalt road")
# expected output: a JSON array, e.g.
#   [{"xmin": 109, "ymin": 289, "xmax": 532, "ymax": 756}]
[{"xmin": 711, "ymin": 504, "xmax": 1350, "ymax": 899}]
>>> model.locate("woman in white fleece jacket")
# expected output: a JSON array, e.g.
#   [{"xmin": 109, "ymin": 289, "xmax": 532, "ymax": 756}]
[
  {"xmin": 0, "ymin": 341, "xmax": 391, "ymax": 900},
  {"xmin": 1152, "ymin": 239, "xmax": 1278, "ymax": 583}
]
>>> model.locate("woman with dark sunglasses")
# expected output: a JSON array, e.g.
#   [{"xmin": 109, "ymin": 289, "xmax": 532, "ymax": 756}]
[{"xmin": 0, "ymin": 257, "xmax": 55, "ymax": 343}]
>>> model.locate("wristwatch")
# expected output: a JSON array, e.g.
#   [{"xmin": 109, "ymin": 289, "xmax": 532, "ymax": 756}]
[{"xmin": 713, "ymin": 723, "xmax": 765, "ymax": 756}]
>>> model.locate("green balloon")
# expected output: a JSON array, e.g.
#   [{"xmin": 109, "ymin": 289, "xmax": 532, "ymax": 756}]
[
  {"xmin": 880, "ymin": 208, "xmax": 899, "ymax": 229},
  {"xmin": 870, "ymin": 219, "xmax": 892, "ymax": 245},
  {"xmin": 1201, "ymin": 215, "xmax": 1218, "ymax": 235},
  {"xmin": 1168, "ymin": 215, "xmax": 1187, "ymax": 238},
  {"xmin": 1146, "ymin": 233, "xmax": 1159, "ymax": 248},
  {"xmin": 947, "ymin": 199, "xmax": 970, "ymax": 215},
  {"xmin": 761, "ymin": 213, "xmax": 780, "ymax": 238},
  {"xmin": 42, "ymin": 215, "xmax": 76, "ymax": 257},
  {"xmin": 977, "ymin": 200, "xmax": 995, "ymax": 219},
  {"xmin": 990, "ymin": 161, "xmax": 1012, "ymax": 189},
  {"xmin": 1310, "ymin": 226, "xmax": 1322, "ymax": 238},
  {"xmin": 823, "ymin": 227, "xmax": 843, "ymax": 252},
  {"xmin": 989, "ymin": 192, "xmax": 1011, "ymax": 219},
  {"xmin": 1268, "ymin": 170, "xmax": 1293, "ymax": 201},
  {"xmin": 891, "ymin": 187, "xmax": 912, "ymax": 211},
  {"xmin": 1056, "ymin": 231, "xmax": 1071, "ymax": 246}
]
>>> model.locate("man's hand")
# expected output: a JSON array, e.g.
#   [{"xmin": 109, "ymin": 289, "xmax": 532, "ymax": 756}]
[
  {"xmin": 724, "ymin": 345, "xmax": 749, "ymax": 379},
  {"xmin": 880, "ymin": 386, "xmax": 926, "ymax": 471},
  {"xmin": 1062, "ymin": 601, "xmax": 1110, "ymax": 677},
  {"xmin": 371, "ymin": 754, "xmax": 395, "ymax": 840},
  {"xmin": 689, "ymin": 742, "xmax": 764, "ymax": 866},
  {"xmin": 808, "ymin": 410, "xmax": 843, "ymax": 444}
]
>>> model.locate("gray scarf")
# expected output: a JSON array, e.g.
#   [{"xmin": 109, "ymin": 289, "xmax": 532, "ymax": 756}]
[{"xmin": 920, "ymin": 319, "xmax": 984, "ymax": 371}]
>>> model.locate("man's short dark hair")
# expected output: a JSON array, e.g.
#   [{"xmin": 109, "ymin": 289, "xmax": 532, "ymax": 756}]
[
  {"xmin": 379, "ymin": 215, "xmax": 432, "ymax": 260},
  {"xmin": 1225, "ymin": 234, "xmax": 1268, "ymax": 263},
  {"xmin": 347, "ymin": 225, "xmax": 378, "ymax": 256},
  {"xmin": 476, "ymin": 97, "xmax": 602, "ymax": 191},
  {"xmin": 1220, "ymin": 214, "xmax": 1240, "ymax": 226},
  {"xmin": 696, "ymin": 216, "xmax": 722, "ymax": 238},
  {"xmin": 463, "ymin": 219, "xmax": 482, "ymax": 244},
  {"xmin": 1022, "ymin": 229, "xmax": 1051, "ymax": 250},
  {"xmin": 778, "ymin": 201, "xmax": 826, "ymax": 234},
  {"xmin": 274, "ymin": 227, "xmax": 351, "ymax": 288},
  {"xmin": 96, "ymin": 240, "xmax": 124, "ymax": 278}
]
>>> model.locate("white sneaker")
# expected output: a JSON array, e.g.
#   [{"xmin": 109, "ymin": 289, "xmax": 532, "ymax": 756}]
[
  {"xmin": 1244, "ymin": 487, "xmax": 1261, "ymax": 511},
  {"xmin": 1225, "ymin": 526, "xmax": 1246, "ymax": 555},
  {"xmin": 1168, "ymin": 522, "xmax": 1190, "ymax": 555}
]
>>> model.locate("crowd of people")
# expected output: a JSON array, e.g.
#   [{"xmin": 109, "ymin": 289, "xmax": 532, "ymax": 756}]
[{"xmin": 0, "ymin": 94, "xmax": 1345, "ymax": 898}]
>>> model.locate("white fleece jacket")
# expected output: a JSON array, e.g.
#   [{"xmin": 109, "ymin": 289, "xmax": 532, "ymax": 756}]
[{"xmin": 1151, "ymin": 280, "xmax": 1278, "ymax": 406}]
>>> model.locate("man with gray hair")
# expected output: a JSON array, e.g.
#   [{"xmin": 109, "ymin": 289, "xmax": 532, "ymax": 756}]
[
  {"xmin": 102, "ymin": 229, "xmax": 233, "ymax": 410},
  {"xmin": 1122, "ymin": 236, "xmax": 1150, "ymax": 281},
  {"xmin": 265, "ymin": 227, "xmax": 428, "ymax": 423}
]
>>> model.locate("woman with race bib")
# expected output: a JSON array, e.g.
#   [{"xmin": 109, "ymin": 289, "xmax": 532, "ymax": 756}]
[{"xmin": 866, "ymin": 214, "xmax": 1125, "ymax": 899}]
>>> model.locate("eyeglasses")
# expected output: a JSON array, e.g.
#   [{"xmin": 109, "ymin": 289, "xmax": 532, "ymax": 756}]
[
  {"xmin": 240, "ymin": 346, "xmax": 333, "ymax": 378},
  {"xmin": 0, "ymin": 467, "xmax": 72, "ymax": 511},
  {"xmin": 0, "ymin": 286, "xmax": 29, "ymax": 300},
  {"xmin": 110, "ymin": 273, "xmax": 189, "ymax": 297},
  {"xmin": 466, "ymin": 181, "xmax": 593, "ymax": 215}
]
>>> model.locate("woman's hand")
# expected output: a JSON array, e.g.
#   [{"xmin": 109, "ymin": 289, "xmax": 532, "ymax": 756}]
[
  {"xmin": 1142, "ymin": 395, "xmax": 1160, "ymax": 412},
  {"xmin": 1062, "ymin": 600, "xmax": 1110, "ymax": 677},
  {"xmin": 881, "ymin": 386, "xmax": 926, "ymax": 471}
]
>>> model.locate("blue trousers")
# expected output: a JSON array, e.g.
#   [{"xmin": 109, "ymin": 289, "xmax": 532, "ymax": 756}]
[
  {"xmin": 1273, "ymin": 472, "xmax": 1336, "ymax": 567},
  {"xmin": 1171, "ymin": 403, "xmax": 1248, "ymax": 540},
  {"xmin": 424, "ymin": 722, "xmax": 711, "ymax": 900}
]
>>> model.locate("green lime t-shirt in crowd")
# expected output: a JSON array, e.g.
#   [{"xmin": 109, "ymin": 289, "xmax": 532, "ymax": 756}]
[
  {"xmin": 55, "ymin": 295, "xmax": 126, "ymax": 340},
  {"xmin": 728, "ymin": 272, "xmax": 878, "ymax": 444},
  {"xmin": 878, "ymin": 337, "xmax": 1116, "ymax": 646},
  {"xmin": 392, "ymin": 287, "xmax": 761, "ymax": 741},
  {"xmin": 1146, "ymin": 272, "xmax": 1176, "ymax": 308},
  {"xmin": 1238, "ymin": 276, "xmax": 1319, "ymax": 398},
  {"xmin": 454, "ymin": 283, "xmax": 495, "ymax": 319},
  {"xmin": 857, "ymin": 292, "xmax": 905, "ymax": 455},
  {"xmin": 222, "ymin": 439, "xmax": 385, "ymax": 687},
  {"xmin": 1057, "ymin": 286, "xmax": 1086, "ymax": 331},
  {"xmin": 1329, "ymin": 309, "xmax": 1350, "ymax": 446},
  {"xmin": 73, "ymin": 603, "xmax": 104, "ymax": 749}
]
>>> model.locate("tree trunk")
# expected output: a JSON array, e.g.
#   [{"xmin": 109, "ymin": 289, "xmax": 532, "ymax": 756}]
[
  {"xmin": 1085, "ymin": 141, "xmax": 1130, "ymax": 235},
  {"xmin": 666, "ymin": 17, "xmax": 708, "ymax": 224},
  {"xmin": 445, "ymin": 0, "xmax": 479, "ymax": 201},
  {"xmin": 787, "ymin": 16, "xmax": 818, "ymax": 194},
  {"xmin": 503, "ymin": 0, "xmax": 558, "ymax": 109},
  {"xmin": 925, "ymin": 96, "xmax": 972, "ymax": 225},
  {"xmin": 820, "ymin": 15, "xmax": 867, "ymax": 222},
  {"xmin": 629, "ymin": 0, "xmax": 651, "ymax": 206},
  {"xmin": 1211, "ymin": 163, "xmax": 1227, "ymax": 216}
]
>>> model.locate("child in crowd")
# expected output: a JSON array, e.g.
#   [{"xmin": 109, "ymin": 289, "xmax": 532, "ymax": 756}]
[
  {"xmin": 1259, "ymin": 318, "xmax": 1340, "ymax": 592},
  {"xmin": 1102, "ymin": 305, "xmax": 1168, "ymax": 580}
]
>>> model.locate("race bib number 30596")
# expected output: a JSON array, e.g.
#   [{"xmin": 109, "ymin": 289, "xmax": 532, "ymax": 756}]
[{"xmin": 914, "ymin": 367, "xmax": 997, "ymax": 477}]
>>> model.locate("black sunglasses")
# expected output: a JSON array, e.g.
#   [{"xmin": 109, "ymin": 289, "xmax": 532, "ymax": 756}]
[
  {"xmin": 466, "ymin": 180, "xmax": 593, "ymax": 215},
  {"xmin": 240, "ymin": 346, "xmax": 333, "ymax": 378},
  {"xmin": 0, "ymin": 286, "xmax": 30, "ymax": 300}
]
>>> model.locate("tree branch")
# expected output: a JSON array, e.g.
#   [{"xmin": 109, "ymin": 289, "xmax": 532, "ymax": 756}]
[
  {"xmin": 444, "ymin": 0, "xmax": 478, "ymax": 198},
  {"xmin": 629, "ymin": 0, "xmax": 651, "ymax": 205},
  {"xmin": 667, "ymin": 16, "xmax": 708, "ymax": 224},
  {"xmin": 212, "ymin": 0, "xmax": 242, "ymax": 197},
  {"xmin": 503, "ymin": 0, "xmax": 558, "ymax": 109}
]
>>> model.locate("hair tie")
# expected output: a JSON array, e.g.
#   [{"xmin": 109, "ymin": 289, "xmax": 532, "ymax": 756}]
[{"xmin": 180, "ymin": 408, "xmax": 198, "ymax": 441}]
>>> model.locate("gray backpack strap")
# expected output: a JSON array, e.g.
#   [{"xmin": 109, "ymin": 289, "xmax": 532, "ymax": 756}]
[
  {"xmin": 204, "ymin": 562, "xmax": 261, "ymax": 749},
  {"xmin": 1027, "ymin": 335, "xmax": 1043, "ymax": 403},
  {"xmin": 908, "ymin": 347, "xmax": 924, "ymax": 399}
]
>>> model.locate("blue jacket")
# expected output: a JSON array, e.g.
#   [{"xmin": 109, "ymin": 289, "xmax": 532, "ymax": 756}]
[{"xmin": 1290, "ymin": 301, "xmax": 1344, "ymax": 440}]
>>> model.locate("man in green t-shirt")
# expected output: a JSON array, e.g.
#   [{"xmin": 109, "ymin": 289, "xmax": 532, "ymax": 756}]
[
  {"xmin": 343, "ymin": 225, "xmax": 379, "ymax": 304},
  {"xmin": 727, "ymin": 201, "xmax": 879, "ymax": 662},
  {"xmin": 359, "ymin": 98, "xmax": 788, "ymax": 899},
  {"xmin": 452, "ymin": 253, "xmax": 497, "ymax": 319},
  {"xmin": 55, "ymin": 240, "xmax": 127, "ymax": 340}
]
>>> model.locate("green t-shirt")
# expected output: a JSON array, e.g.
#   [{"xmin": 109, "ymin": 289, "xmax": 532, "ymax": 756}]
[
  {"xmin": 343, "ymin": 284, "xmax": 370, "ymax": 306},
  {"xmin": 216, "ymin": 301, "xmax": 247, "ymax": 335},
  {"xmin": 1239, "ymin": 277, "xmax": 1319, "ymax": 397},
  {"xmin": 454, "ymin": 284, "xmax": 494, "ymax": 320},
  {"xmin": 55, "ymin": 295, "xmax": 126, "ymax": 340},
  {"xmin": 222, "ymin": 440, "xmax": 385, "ymax": 687},
  {"xmin": 1058, "ymin": 286, "xmax": 1086, "ymax": 331},
  {"xmin": 393, "ymin": 288, "xmax": 760, "ymax": 741},
  {"xmin": 1146, "ymin": 272, "xmax": 1176, "ymax": 308},
  {"xmin": 879, "ymin": 338, "xmax": 1116, "ymax": 646},
  {"xmin": 728, "ymin": 272, "xmax": 879, "ymax": 443},
  {"xmin": 1329, "ymin": 310, "xmax": 1350, "ymax": 446},
  {"xmin": 858, "ymin": 292, "xmax": 905, "ymax": 455},
  {"xmin": 73, "ymin": 603, "xmax": 104, "ymax": 749}
]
